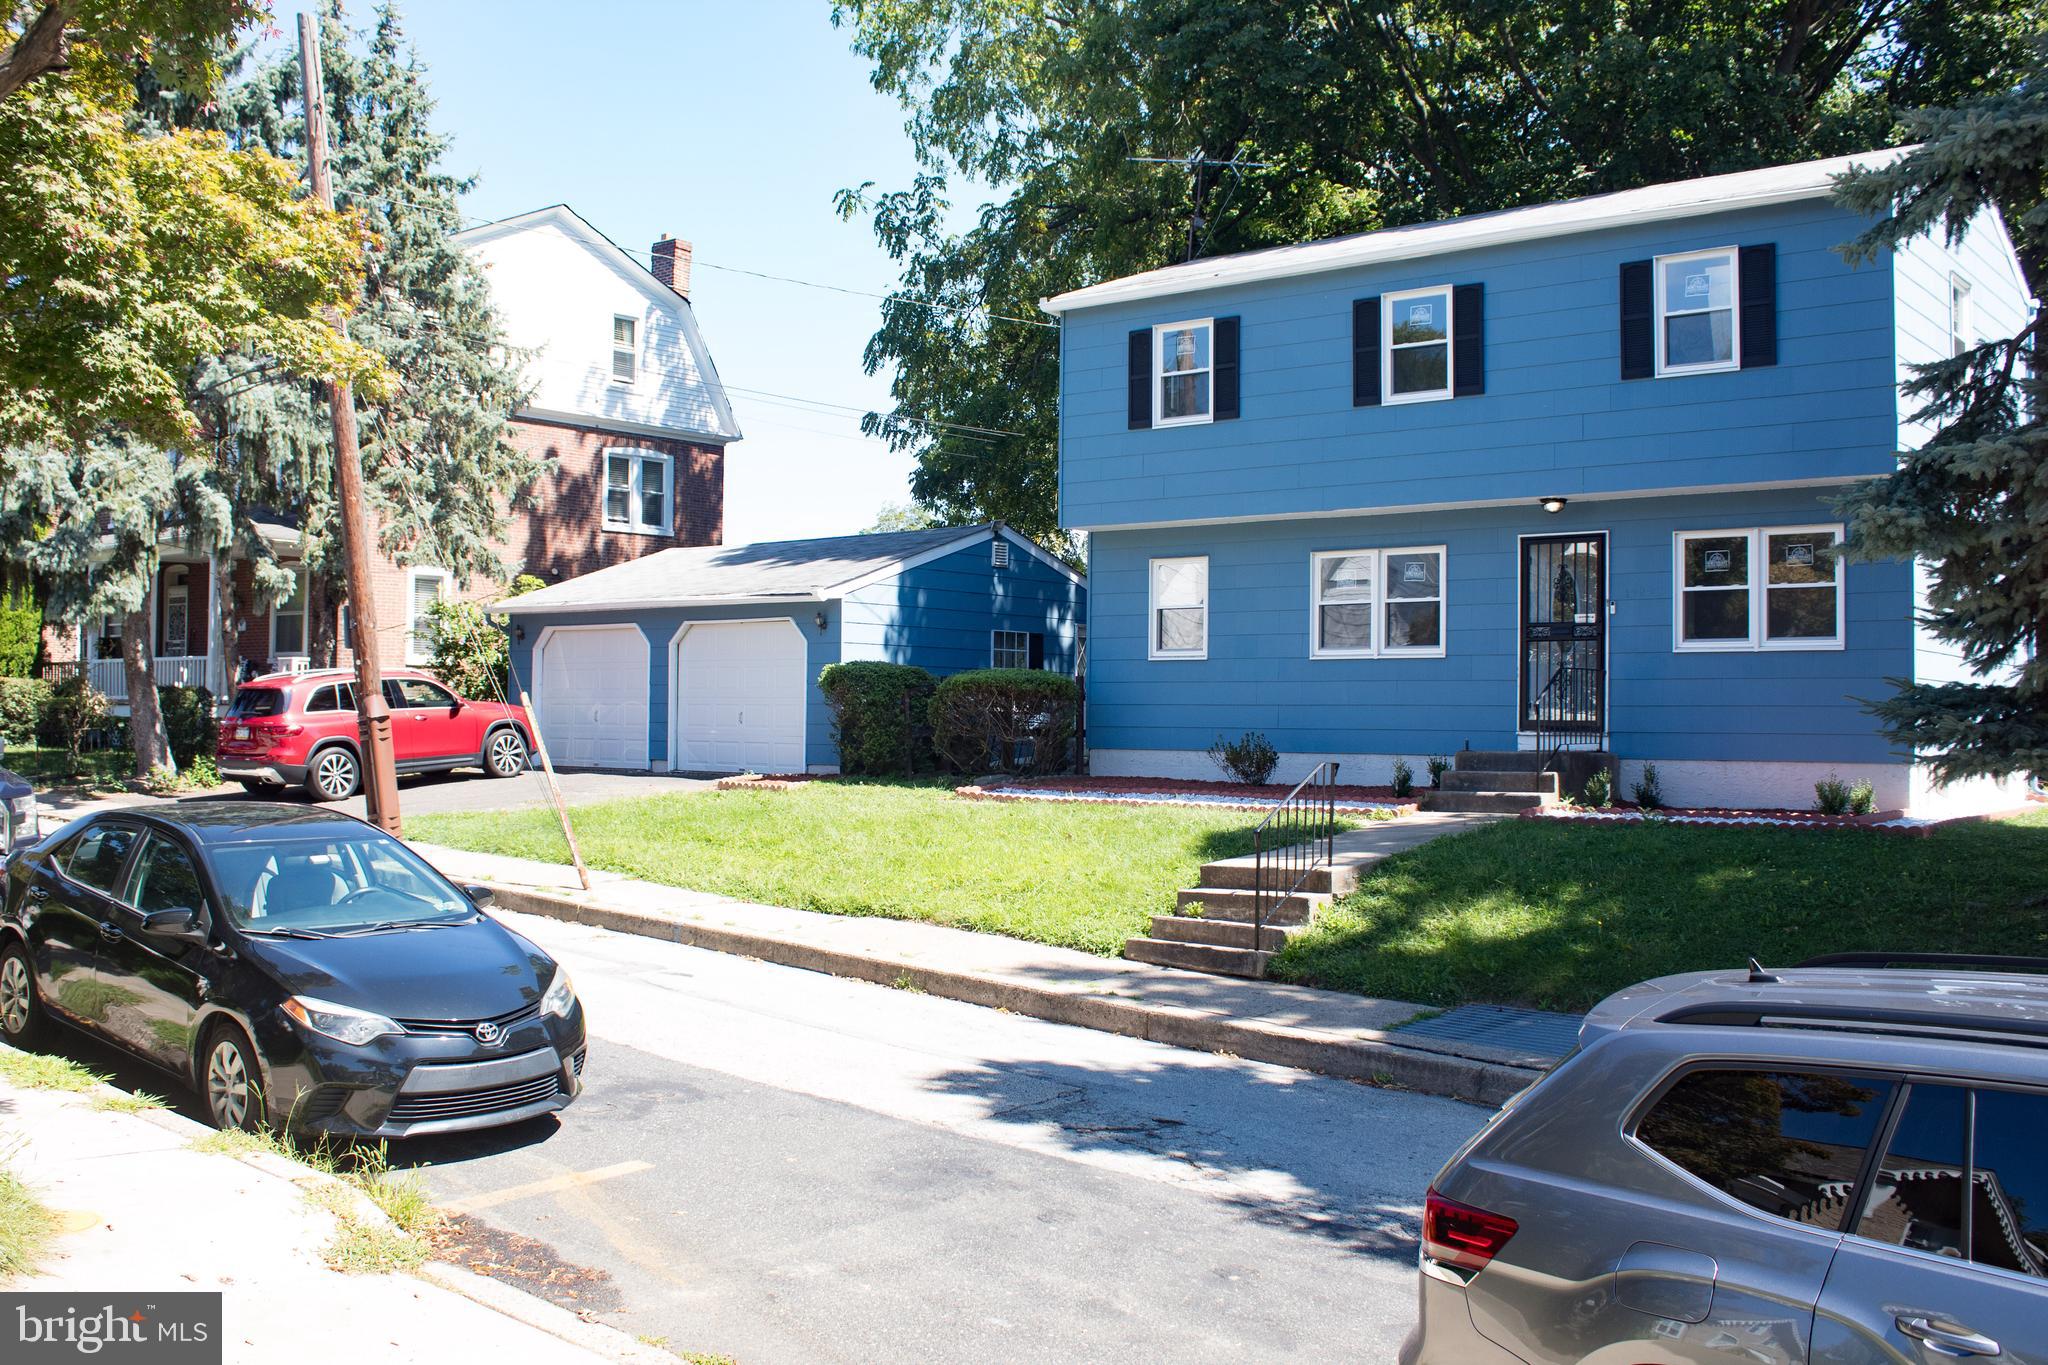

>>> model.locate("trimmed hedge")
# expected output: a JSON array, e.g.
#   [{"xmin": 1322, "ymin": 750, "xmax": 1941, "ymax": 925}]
[
  {"xmin": 819, "ymin": 661, "xmax": 935, "ymax": 775},
  {"xmin": 157, "ymin": 685, "xmax": 218, "ymax": 764},
  {"xmin": 0, "ymin": 676, "xmax": 50, "ymax": 745},
  {"xmin": 928, "ymin": 668, "xmax": 1079, "ymax": 776}
]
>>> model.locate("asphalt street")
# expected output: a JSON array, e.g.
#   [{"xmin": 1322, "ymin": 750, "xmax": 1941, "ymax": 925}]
[{"xmin": 396, "ymin": 910, "xmax": 1492, "ymax": 1364}]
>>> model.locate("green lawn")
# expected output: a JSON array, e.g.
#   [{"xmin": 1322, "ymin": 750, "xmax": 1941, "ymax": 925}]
[
  {"xmin": 1, "ymin": 742, "xmax": 133, "ymax": 789},
  {"xmin": 410, "ymin": 781, "xmax": 1318, "ymax": 955},
  {"xmin": 1269, "ymin": 810, "xmax": 2048, "ymax": 1013}
]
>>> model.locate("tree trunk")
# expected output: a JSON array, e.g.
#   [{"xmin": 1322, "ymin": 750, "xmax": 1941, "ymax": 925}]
[
  {"xmin": 215, "ymin": 556, "xmax": 240, "ymax": 693},
  {"xmin": 308, "ymin": 569, "xmax": 338, "ymax": 668},
  {"xmin": 122, "ymin": 605, "xmax": 174, "ymax": 778}
]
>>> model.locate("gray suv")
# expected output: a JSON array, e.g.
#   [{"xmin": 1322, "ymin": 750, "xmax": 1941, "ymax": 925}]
[
  {"xmin": 0, "ymin": 737, "xmax": 33, "ymax": 857},
  {"xmin": 1402, "ymin": 954, "xmax": 2048, "ymax": 1364}
]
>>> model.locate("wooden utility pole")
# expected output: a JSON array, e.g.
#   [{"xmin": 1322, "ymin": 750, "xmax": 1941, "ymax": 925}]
[{"xmin": 298, "ymin": 11, "xmax": 401, "ymax": 834}]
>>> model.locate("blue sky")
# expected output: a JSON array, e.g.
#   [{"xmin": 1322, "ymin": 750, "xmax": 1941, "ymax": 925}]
[{"xmin": 387, "ymin": 1, "xmax": 970, "ymax": 544}]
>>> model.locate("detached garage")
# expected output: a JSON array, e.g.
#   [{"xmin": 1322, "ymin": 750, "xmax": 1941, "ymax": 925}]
[{"xmin": 499, "ymin": 524, "xmax": 1087, "ymax": 774}]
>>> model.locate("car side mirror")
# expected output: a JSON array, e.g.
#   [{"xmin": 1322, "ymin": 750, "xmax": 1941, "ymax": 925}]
[
  {"xmin": 461, "ymin": 883, "xmax": 495, "ymax": 908},
  {"xmin": 141, "ymin": 907, "xmax": 207, "ymax": 941},
  {"xmin": 0, "ymin": 734, "xmax": 8, "ymax": 759}
]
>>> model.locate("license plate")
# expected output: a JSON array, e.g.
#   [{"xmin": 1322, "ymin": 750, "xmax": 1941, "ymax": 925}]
[{"xmin": 234, "ymin": 725, "xmax": 249, "ymax": 740}]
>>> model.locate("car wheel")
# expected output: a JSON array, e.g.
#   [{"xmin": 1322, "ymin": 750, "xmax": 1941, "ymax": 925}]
[
  {"xmin": 306, "ymin": 748, "xmax": 361, "ymax": 803},
  {"xmin": 485, "ymin": 728, "xmax": 529, "ymax": 778},
  {"xmin": 201, "ymin": 1021, "xmax": 266, "ymax": 1133},
  {"xmin": 0, "ymin": 941, "xmax": 47, "ymax": 1048}
]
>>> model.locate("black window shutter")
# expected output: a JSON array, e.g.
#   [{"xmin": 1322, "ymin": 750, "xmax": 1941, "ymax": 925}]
[
  {"xmin": 1127, "ymin": 329, "xmax": 1151, "ymax": 429},
  {"xmin": 1352, "ymin": 297, "xmax": 1381, "ymax": 406},
  {"xmin": 1028, "ymin": 633, "xmax": 1045, "ymax": 669},
  {"xmin": 1619, "ymin": 259, "xmax": 1654, "ymax": 380},
  {"xmin": 1452, "ymin": 283, "xmax": 1484, "ymax": 397},
  {"xmin": 1212, "ymin": 316, "xmax": 1240, "ymax": 420},
  {"xmin": 1739, "ymin": 243, "xmax": 1777, "ymax": 368}
]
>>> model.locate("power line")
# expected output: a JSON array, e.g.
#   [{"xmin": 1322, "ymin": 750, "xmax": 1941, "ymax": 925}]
[{"xmin": 683, "ymin": 258, "xmax": 1057, "ymax": 331}]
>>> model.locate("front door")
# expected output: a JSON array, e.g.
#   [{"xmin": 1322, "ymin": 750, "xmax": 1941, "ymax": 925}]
[{"xmin": 1519, "ymin": 533, "xmax": 1607, "ymax": 737}]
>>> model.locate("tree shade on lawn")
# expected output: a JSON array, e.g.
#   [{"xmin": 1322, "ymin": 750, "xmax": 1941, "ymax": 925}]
[{"xmin": 1269, "ymin": 812, "xmax": 2048, "ymax": 1013}]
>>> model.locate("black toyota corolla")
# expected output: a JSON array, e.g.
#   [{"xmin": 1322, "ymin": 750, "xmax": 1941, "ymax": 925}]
[{"xmin": 0, "ymin": 803, "xmax": 585, "ymax": 1137}]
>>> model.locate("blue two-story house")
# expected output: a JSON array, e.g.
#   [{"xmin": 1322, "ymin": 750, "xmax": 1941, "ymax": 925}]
[{"xmin": 1042, "ymin": 150, "xmax": 2028, "ymax": 815}]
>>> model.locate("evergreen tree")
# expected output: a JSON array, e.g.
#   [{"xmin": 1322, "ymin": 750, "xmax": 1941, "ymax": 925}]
[{"xmin": 1832, "ymin": 39, "xmax": 2048, "ymax": 785}]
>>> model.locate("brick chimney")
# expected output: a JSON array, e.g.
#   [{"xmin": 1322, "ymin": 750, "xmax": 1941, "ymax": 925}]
[{"xmin": 651, "ymin": 234, "xmax": 692, "ymax": 299}]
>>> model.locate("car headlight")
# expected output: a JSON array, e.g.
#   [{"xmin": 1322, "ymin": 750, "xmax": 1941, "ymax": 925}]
[
  {"xmin": 540, "ymin": 965, "xmax": 576, "ymax": 1019},
  {"xmin": 281, "ymin": 995, "xmax": 402, "ymax": 1046}
]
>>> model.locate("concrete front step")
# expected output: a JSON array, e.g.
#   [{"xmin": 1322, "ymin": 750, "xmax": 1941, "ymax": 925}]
[
  {"xmin": 1421, "ymin": 790, "xmax": 1553, "ymax": 814},
  {"xmin": 1453, "ymin": 749, "xmax": 1551, "ymax": 773},
  {"xmin": 1173, "ymin": 887, "xmax": 1322, "ymax": 923},
  {"xmin": 1123, "ymin": 936, "xmax": 1272, "ymax": 979},
  {"xmin": 1440, "ymin": 768, "xmax": 1560, "ymax": 795},
  {"xmin": 1193, "ymin": 860, "xmax": 1343, "ymax": 895},
  {"xmin": 1149, "ymin": 915, "xmax": 1295, "ymax": 952}
]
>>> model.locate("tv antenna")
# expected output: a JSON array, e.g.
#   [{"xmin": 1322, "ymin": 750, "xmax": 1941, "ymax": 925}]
[{"xmin": 1129, "ymin": 148, "xmax": 1274, "ymax": 261}]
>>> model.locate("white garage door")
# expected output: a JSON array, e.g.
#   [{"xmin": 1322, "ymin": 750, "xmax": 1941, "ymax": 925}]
[
  {"xmin": 535, "ymin": 626, "xmax": 650, "ymax": 769},
  {"xmin": 674, "ymin": 620, "xmax": 806, "ymax": 774}
]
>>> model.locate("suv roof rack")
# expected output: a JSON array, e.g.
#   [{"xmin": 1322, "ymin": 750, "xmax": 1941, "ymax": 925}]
[
  {"xmin": 1794, "ymin": 952, "xmax": 2048, "ymax": 974},
  {"xmin": 1658, "ymin": 1001, "xmax": 2048, "ymax": 1048}
]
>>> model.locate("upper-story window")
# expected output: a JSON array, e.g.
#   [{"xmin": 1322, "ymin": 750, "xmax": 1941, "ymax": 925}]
[
  {"xmin": 1948, "ymin": 274, "xmax": 1972, "ymax": 357},
  {"xmin": 1149, "ymin": 556, "xmax": 1208, "ymax": 659},
  {"xmin": 611, "ymin": 315, "xmax": 637, "ymax": 384},
  {"xmin": 603, "ymin": 449, "xmax": 671, "ymax": 536},
  {"xmin": 1383, "ymin": 287, "xmax": 1453, "ymax": 402},
  {"xmin": 1153, "ymin": 320, "xmax": 1212, "ymax": 426},
  {"xmin": 1674, "ymin": 525, "xmax": 1842, "ymax": 652},
  {"xmin": 1656, "ymin": 248, "xmax": 1739, "ymax": 375}
]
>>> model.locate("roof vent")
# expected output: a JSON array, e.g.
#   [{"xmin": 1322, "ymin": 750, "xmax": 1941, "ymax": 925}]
[{"xmin": 992, "ymin": 539, "xmax": 1010, "ymax": 569}]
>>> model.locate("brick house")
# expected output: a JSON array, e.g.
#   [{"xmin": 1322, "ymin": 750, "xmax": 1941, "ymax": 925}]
[{"xmin": 51, "ymin": 205, "xmax": 740, "ymax": 707}]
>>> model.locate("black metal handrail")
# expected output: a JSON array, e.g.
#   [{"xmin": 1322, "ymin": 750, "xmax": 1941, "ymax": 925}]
[
  {"xmin": 1251, "ymin": 761, "xmax": 1340, "ymax": 949},
  {"xmin": 1530, "ymin": 660, "xmax": 1601, "ymax": 773}
]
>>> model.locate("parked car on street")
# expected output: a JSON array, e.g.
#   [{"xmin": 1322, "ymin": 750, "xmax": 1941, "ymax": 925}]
[
  {"xmin": 0, "ymin": 802, "xmax": 586, "ymax": 1137},
  {"xmin": 0, "ymin": 737, "xmax": 33, "ymax": 858},
  {"xmin": 216, "ymin": 668, "xmax": 534, "ymax": 802},
  {"xmin": 1403, "ymin": 954, "xmax": 2048, "ymax": 1365}
]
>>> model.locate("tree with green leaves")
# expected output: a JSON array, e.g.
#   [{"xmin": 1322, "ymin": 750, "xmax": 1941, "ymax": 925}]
[
  {"xmin": 1832, "ymin": 41, "xmax": 2048, "ymax": 786},
  {"xmin": 832, "ymin": 0, "xmax": 2038, "ymax": 543},
  {"xmin": 0, "ymin": 0, "xmax": 265, "ymax": 104}
]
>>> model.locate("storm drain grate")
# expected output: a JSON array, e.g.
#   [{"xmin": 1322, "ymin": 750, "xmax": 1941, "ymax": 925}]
[{"xmin": 1394, "ymin": 1004, "xmax": 1583, "ymax": 1060}]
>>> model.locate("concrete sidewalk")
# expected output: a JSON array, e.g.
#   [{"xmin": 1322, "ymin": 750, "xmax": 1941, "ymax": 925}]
[
  {"xmin": 416, "ymin": 827, "xmax": 1556, "ymax": 1107},
  {"xmin": 1, "ymin": 1062, "xmax": 669, "ymax": 1364}
]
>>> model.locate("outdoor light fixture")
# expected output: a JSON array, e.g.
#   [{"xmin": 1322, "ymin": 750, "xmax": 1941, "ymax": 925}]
[
  {"xmin": 813, "ymin": 611, "xmax": 829, "ymax": 631},
  {"xmin": 514, "ymin": 624, "xmax": 525, "ymax": 643},
  {"xmin": 1540, "ymin": 496, "xmax": 1568, "ymax": 514}
]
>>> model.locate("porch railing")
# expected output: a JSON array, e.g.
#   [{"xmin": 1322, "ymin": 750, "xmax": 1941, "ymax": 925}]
[
  {"xmin": 1529, "ymin": 660, "xmax": 1603, "ymax": 772},
  {"xmin": 1251, "ymin": 761, "xmax": 1341, "ymax": 949},
  {"xmin": 40, "ymin": 656, "xmax": 213, "ymax": 700}
]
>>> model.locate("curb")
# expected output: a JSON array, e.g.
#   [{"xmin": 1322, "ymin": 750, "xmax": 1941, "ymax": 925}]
[
  {"xmin": 482, "ymin": 881, "xmax": 1538, "ymax": 1108},
  {"xmin": 107, "ymin": 1084, "xmax": 665, "ymax": 1362}
]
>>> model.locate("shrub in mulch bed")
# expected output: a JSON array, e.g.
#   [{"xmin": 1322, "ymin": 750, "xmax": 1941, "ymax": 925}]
[
  {"xmin": 956, "ymin": 774, "xmax": 1416, "ymax": 815},
  {"xmin": 1519, "ymin": 802, "xmax": 2037, "ymax": 837}
]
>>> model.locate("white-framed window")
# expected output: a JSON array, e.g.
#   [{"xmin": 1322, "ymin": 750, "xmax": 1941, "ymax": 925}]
[
  {"xmin": 602, "ymin": 448, "xmax": 672, "ymax": 535},
  {"xmin": 405, "ymin": 567, "xmax": 450, "ymax": 664},
  {"xmin": 1655, "ymin": 247, "xmax": 1739, "ymax": 376},
  {"xmin": 1310, "ymin": 547, "xmax": 1447, "ymax": 658},
  {"xmin": 1383, "ymin": 286, "xmax": 1453, "ymax": 402},
  {"xmin": 991, "ymin": 630, "xmax": 1038, "ymax": 669},
  {"xmin": 269, "ymin": 568, "xmax": 308, "ymax": 658},
  {"xmin": 162, "ymin": 566, "xmax": 189, "ymax": 657},
  {"xmin": 1153, "ymin": 319, "xmax": 1213, "ymax": 426},
  {"xmin": 1149, "ymin": 556, "xmax": 1208, "ymax": 659},
  {"xmin": 1948, "ymin": 274, "xmax": 1972, "ymax": 358},
  {"xmin": 611, "ymin": 315, "xmax": 637, "ymax": 384},
  {"xmin": 1673, "ymin": 525, "xmax": 1843, "ymax": 652}
]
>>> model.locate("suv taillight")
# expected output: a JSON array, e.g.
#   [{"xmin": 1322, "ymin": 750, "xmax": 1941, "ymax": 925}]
[{"xmin": 1422, "ymin": 1188, "xmax": 1517, "ymax": 1271}]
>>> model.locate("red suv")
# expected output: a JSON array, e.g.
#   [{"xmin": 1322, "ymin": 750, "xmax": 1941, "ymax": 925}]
[{"xmin": 217, "ymin": 669, "xmax": 535, "ymax": 802}]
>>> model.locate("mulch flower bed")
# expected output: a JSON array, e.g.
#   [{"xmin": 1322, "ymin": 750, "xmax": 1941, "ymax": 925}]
[
  {"xmin": 713, "ymin": 773, "xmax": 836, "ymax": 791},
  {"xmin": 1517, "ymin": 802, "xmax": 2032, "ymax": 837},
  {"xmin": 957, "ymin": 774, "xmax": 1417, "ymax": 814}
]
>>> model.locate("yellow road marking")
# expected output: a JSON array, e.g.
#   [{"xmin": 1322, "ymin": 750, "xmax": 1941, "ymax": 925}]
[{"xmin": 439, "ymin": 1160, "xmax": 654, "ymax": 1215}]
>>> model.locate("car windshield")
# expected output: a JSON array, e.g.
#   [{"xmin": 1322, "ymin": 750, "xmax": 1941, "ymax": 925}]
[
  {"xmin": 227, "ymin": 688, "xmax": 287, "ymax": 718},
  {"xmin": 206, "ymin": 832, "xmax": 476, "ymax": 935}
]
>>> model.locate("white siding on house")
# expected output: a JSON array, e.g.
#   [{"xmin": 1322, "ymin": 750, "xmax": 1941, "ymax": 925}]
[{"xmin": 459, "ymin": 208, "xmax": 741, "ymax": 444}]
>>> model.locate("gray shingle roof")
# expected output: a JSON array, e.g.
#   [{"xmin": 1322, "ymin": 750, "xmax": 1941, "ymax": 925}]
[{"xmin": 496, "ymin": 525, "xmax": 994, "ymax": 614}]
